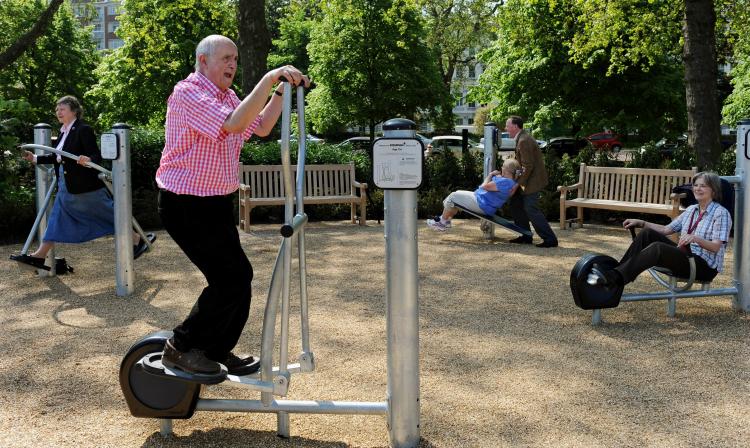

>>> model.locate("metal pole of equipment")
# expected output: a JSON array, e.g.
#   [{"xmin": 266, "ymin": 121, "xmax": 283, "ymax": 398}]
[
  {"xmin": 734, "ymin": 119, "xmax": 750, "ymax": 311},
  {"xmin": 295, "ymin": 85, "xmax": 313, "ymax": 363},
  {"xmin": 382, "ymin": 118, "xmax": 420, "ymax": 448},
  {"xmin": 33, "ymin": 124, "xmax": 56, "ymax": 276},
  {"xmin": 111, "ymin": 124, "xmax": 135, "ymax": 296},
  {"xmin": 482, "ymin": 122, "xmax": 497, "ymax": 240}
]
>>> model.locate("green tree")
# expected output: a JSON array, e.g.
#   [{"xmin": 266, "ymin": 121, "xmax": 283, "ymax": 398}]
[
  {"xmin": 722, "ymin": 0, "xmax": 750, "ymax": 125},
  {"xmin": 237, "ymin": 0, "xmax": 271, "ymax": 93},
  {"xmin": 268, "ymin": 0, "xmax": 318, "ymax": 72},
  {"xmin": 566, "ymin": 0, "xmax": 724, "ymax": 169},
  {"xmin": 416, "ymin": 0, "xmax": 499, "ymax": 132},
  {"xmin": 0, "ymin": 0, "xmax": 99, "ymax": 125},
  {"xmin": 473, "ymin": 0, "xmax": 685, "ymax": 140},
  {"xmin": 307, "ymin": 0, "xmax": 445, "ymax": 138},
  {"xmin": 87, "ymin": 0, "xmax": 236, "ymax": 128},
  {"xmin": 0, "ymin": 0, "xmax": 65, "ymax": 70}
]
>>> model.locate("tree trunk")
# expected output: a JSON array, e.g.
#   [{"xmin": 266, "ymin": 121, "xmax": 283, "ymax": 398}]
[
  {"xmin": 237, "ymin": 0, "xmax": 271, "ymax": 96},
  {"xmin": 683, "ymin": 0, "xmax": 721, "ymax": 169},
  {"xmin": 0, "ymin": 0, "xmax": 65, "ymax": 70}
]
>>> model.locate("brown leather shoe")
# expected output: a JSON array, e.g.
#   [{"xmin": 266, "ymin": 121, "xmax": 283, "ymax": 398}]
[
  {"xmin": 161, "ymin": 339, "xmax": 221, "ymax": 375},
  {"xmin": 215, "ymin": 352, "xmax": 260, "ymax": 376}
]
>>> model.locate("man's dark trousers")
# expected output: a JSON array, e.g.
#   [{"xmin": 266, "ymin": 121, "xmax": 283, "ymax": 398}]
[
  {"xmin": 158, "ymin": 189, "xmax": 253, "ymax": 360},
  {"xmin": 509, "ymin": 191, "xmax": 558, "ymax": 244}
]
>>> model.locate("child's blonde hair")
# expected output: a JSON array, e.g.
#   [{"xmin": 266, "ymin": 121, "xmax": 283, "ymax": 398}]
[{"xmin": 502, "ymin": 158, "xmax": 522, "ymax": 180}]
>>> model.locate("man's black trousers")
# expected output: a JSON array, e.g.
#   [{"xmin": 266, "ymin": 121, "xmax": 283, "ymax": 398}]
[{"xmin": 158, "ymin": 189, "xmax": 253, "ymax": 360}]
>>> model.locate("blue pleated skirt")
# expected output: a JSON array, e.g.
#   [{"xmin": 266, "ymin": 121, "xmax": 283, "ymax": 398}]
[{"xmin": 43, "ymin": 172, "xmax": 115, "ymax": 243}]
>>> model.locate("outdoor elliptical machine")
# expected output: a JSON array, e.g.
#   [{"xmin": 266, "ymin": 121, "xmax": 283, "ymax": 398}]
[
  {"xmin": 119, "ymin": 83, "xmax": 422, "ymax": 447},
  {"xmin": 16, "ymin": 124, "xmax": 154, "ymax": 295},
  {"xmin": 569, "ymin": 119, "xmax": 750, "ymax": 324}
]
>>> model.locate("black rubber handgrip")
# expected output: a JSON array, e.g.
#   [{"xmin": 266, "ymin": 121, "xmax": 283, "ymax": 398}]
[
  {"xmin": 277, "ymin": 75, "xmax": 312, "ymax": 88},
  {"xmin": 629, "ymin": 226, "xmax": 636, "ymax": 241},
  {"xmin": 280, "ymin": 224, "xmax": 294, "ymax": 238}
]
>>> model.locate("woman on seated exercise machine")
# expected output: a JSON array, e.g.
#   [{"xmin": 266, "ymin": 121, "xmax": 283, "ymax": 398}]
[
  {"xmin": 426, "ymin": 158, "xmax": 522, "ymax": 232},
  {"xmin": 594, "ymin": 171, "xmax": 732, "ymax": 288}
]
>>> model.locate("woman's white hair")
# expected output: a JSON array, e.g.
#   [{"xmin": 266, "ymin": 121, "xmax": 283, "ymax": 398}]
[{"xmin": 194, "ymin": 35, "xmax": 235, "ymax": 71}]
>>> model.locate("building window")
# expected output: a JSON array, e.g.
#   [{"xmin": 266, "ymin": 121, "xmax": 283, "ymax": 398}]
[
  {"xmin": 109, "ymin": 39, "xmax": 124, "ymax": 49},
  {"xmin": 455, "ymin": 118, "xmax": 463, "ymax": 125},
  {"xmin": 468, "ymin": 66, "xmax": 475, "ymax": 78},
  {"xmin": 107, "ymin": 21, "xmax": 118, "ymax": 33},
  {"xmin": 468, "ymin": 102, "xmax": 476, "ymax": 108},
  {"xmin": 468, "ymin": 118, "xmax": 474, "ymax": 125}
]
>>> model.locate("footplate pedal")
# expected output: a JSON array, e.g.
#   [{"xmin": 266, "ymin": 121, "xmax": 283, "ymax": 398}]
[{"xmin": 140, "ymin": 353, "xmax": 228, "ymax": 385}]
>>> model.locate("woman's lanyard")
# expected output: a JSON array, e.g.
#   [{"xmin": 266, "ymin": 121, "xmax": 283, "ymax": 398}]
[{"xmin": 686, "ymin": 206, "xmax": 707, "ymax": 235}]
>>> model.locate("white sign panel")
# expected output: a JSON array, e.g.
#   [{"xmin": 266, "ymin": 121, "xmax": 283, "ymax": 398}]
[
  {"xmin": 372, "ymin": 138, "xmax": 423, "ymax": 189},
  {"xmin": 100, "ymin": 133, "xmax": 119, "ymax": 160}
]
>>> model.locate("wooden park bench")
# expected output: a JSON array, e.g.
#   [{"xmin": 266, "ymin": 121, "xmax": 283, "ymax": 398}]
[
  {"xmin": 557, "ymin": 164, "xmax": 697, "ymax": 229},
  {"xmin": 238, "ymin": 162, "xmax": 368, "ymax": 232}
]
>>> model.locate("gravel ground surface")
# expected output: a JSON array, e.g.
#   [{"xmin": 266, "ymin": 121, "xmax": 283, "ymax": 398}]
[{"xmin": 1, "ymin": 220, "xmax": 748, "ymax": 448}]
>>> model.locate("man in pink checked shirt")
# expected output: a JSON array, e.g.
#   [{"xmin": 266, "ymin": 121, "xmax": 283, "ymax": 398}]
[{"xmin": 155, "ymin": 34, "xmax": 309, "ymax": 378}]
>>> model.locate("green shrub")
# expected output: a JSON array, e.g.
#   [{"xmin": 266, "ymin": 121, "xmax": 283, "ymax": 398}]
[
  {"xmin": 128, "ymin": 128, "xmax": 166, "ymax": 229},
  {"xmin": 0, "ymin": 98, "xmax": 37, "ymax": 243},
  {"xmin": 715, "ymin": 146, "xmax": 736, "ymax": 176}
]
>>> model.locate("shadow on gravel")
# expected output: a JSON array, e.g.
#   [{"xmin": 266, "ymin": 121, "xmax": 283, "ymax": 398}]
[{"xmin": 141, "ymin": 427, "xmax": 438, "ymax": 447}]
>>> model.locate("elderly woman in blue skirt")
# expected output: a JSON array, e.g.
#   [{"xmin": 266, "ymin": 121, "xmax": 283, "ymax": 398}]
[{"xmin": 11, "ymin": 96, "xmax": 153, "ymax": 271}]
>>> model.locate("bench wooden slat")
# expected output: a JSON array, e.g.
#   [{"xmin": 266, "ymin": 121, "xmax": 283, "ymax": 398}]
[
  {"xmin": 238, "ymin": 162, "xmax": 367, "ymax": 231},
  {"xmin": 557, "ymin": 163, "xmax": 696, "ymax": 229}
]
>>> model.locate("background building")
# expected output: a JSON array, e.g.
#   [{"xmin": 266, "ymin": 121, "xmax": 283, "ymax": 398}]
[
  {"xmin": 452, "ymin": 60, "xmax": 484, "ymax": 134},
  {"xmin": 71, "ymin": 0, "xmax": 123, "ymax": 50}
]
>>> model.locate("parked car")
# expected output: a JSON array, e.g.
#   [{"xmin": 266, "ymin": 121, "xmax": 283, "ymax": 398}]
[
  {"xmin": 650, "ymin": 131, "xmax": 735, "ymax": 154},
  {"xmin": 545, "ymin": 137, "xmax": 588, "ymax": 156},
  {"xmin": 277, "ymin": 134, "xmax": 325, "ymax": 144},
  {"xmin": 499, "ymin": 132, "xmax": 515, "ymax": 150},
  {"xmin": 653, "ymin": 134, "xmax": 687, "ymax": 156},
  {"xmin": 475, "ymin": 132, "xmax": 545, "ymax": 152},
  {"xmin": 721, "ymin": 129, "xmax": 737, "ymax": 150},
  {"xmin": 475, "ymin": 132, "xmax": 514, "ymax": 151},
  {"xmin": 415, "ymin": 133, "xmax": 432, "ymax": 148},
  {"xmin": 587, "ymin": 132, "xmax": 623, "ymax": 151},
  {"xmin": 336, "ymin": 136, "xmax": 372, "ymax": 152},
  {"xmin": 425, "ymin": 135, "xmax": 479, "ymax": 157}
]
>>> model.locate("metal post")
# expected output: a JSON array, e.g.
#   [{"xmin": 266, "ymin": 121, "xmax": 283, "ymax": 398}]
[
  {"xmin": 33, "ymin": 124, "xmax": 55, "ymax": 276},
  {"xmin": 277, "ymin": 82, "xmax": 294, "ymax": 437},
  {"xmin": 482, "ymin": 122, "xmax": 497, "ymax": 240},
  {"xmin": 159, "ymin": 418, "xmax": 173, "ymax": 436},
  {"xmin": 296, "ymin": 86, "xmax": 313, "ymax": 361},
  {"xmin": 382, "ymin": 118, "xmax": 420, "ymax": 448},
  {"xmin": 111, "ymin": 124, "xmax": 135, "ymax": 296},
  {"xmin": 734, "ymin": 119, "xmax": 750, "ymax": 311}
]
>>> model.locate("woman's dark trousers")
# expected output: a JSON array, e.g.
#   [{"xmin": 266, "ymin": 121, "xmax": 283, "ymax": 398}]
[{"xmin": 615, "ymin": 228, "xmax": 716, "ymax": 284}]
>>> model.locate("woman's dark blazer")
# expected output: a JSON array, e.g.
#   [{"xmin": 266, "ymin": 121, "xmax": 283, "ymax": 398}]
[{"xmin": 36, "ymin": 119, "xmax": 104, "ymax": 194}]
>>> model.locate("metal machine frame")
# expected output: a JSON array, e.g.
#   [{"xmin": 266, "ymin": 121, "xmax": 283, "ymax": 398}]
[
  {"xmin": 134, "ymin": 84, "xmax": 420, "ymax": 447},
  {"xmin": 590, "ymin": 120, "xmax": 750, "ymax": 325}
]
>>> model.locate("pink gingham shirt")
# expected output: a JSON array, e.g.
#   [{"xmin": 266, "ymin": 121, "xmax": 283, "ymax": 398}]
[{"xmin": 156, "ymin": 71, "xmax": 262, "ymax": 196}]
